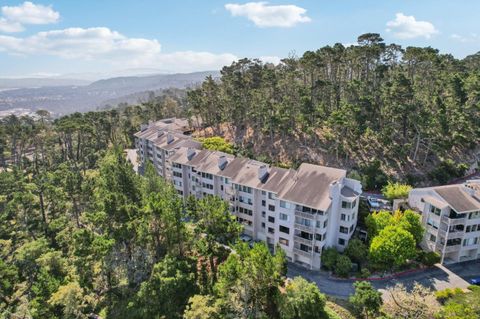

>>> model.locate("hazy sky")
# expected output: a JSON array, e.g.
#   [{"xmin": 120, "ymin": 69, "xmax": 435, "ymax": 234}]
[{"xmin": 0, "ymin": 0, "xmax": 479, "ymax": 77}]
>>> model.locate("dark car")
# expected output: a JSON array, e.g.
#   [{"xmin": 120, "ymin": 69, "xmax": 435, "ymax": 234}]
[{"xmin": 470, "ymin": 277, "xmax": 480, "ymax": 285}]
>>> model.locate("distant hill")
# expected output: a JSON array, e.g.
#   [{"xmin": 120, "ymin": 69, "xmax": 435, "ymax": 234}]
[
  {"xmin": 0, "ymin": 78, "xmax": 90, "ymax": 90},
  {"xmin": 0, "ymin": 71, "xmax": 219, "ymax": 116}
]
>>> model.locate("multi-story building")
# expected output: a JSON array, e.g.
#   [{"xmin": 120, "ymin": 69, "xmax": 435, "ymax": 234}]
[
  {"xmin": 134, "ymin": 118, "xmax": 362, "ymax": 269},
  {"xmin": 408, "ymin": 180, "xmax": 480, "ymax": 264}
]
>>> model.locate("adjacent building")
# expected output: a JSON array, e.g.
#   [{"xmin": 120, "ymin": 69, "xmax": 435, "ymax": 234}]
[
  {"xmin": 408, "ymin": 180, "xmax": 480, "ymax": 264},
  {"xmin": 134, "ymin": 118, "xmax": 362, "ymax": 269}
]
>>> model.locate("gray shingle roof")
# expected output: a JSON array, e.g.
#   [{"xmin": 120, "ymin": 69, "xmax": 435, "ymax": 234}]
[{"xmin": 434, "ymin": 185, "xmax": 480, "ymax": 213}]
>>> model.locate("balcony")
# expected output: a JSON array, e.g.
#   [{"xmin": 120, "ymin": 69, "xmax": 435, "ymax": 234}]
[
  {"xmin": 294, "ymin": 222, "xmax": 314, "ymax": 232},
  {"xmin": 295, "ymin": 210, "xmax": 315, "ymax": 220},
  {"xmin": 293, "ymin": 247, "xmax": 312, "ymax": 258},
  {"xmin": 441, "ymin": 215, "xmax": 466, "ymax": 226},
  {"xmin": 294, "ymin": 235, "xmax": 313, "ymax": 245}
]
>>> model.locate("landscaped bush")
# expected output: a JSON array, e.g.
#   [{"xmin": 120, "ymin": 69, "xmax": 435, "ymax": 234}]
[
  {"xmin": 334, "ymin": 255, "xmax": 352, "ymax": 278},
  {"xmin": 322, "ymin": 247, "xmax": 339, "ymax": 271},
  {"xmin": 418, "ymin": 251, "xmax": 441, "ymax": 266},
  {"xmin": 435, "ymin": 288, "xmax": 464, "ymax": 304},
  {"xmin": 359, "ymin": 268, "xmax": 371, "ymax": 278}
]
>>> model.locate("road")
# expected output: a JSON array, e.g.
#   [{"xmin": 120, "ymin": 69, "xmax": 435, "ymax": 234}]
[{"xmin": 287, "ymin": 259, "xmax": 480, "ymax": 298}]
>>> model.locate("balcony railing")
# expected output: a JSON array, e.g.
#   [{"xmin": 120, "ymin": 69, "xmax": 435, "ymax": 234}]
[
  {"xmin": 293, "ymin": 247, "xmax": 312, "ymax": 258},
  {"xmin": 294, "ymin": 222, "xmax": 314, "ymax": 232},
  {"xmin": 294, "ymin": 235, "xmax": 313, "ymax": 245},
  {"xmin": 294, "ymin": 210, "xmax": 315, "ymax": 220}
]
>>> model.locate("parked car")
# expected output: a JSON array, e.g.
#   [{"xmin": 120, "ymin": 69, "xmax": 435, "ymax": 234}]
[{"xmin": 470, "ymin": 277, "xmax": 480, "ymax": 285}]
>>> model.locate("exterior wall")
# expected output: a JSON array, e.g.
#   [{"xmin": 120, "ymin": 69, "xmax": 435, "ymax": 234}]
[{"xmin": 408, "ymin": 189, "xmax": 480, "ymax": 264}]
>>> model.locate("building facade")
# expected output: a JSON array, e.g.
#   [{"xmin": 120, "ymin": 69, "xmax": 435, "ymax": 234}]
[
  {"xmin": 408, "ymin": 181, "xmax": 480, "ymax": 264},
  {"xmin": 134, "ymin": 118, "xmax": 362, "ymax": 269}
]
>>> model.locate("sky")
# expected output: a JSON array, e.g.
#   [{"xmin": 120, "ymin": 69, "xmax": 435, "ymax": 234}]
[{"xmin": 0, "ymin": 0, "xmax": 479, "ymax": 78}]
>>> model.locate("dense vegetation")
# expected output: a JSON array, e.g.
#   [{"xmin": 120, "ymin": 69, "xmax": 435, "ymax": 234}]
[
  {"xmin": 187, "ymin": 33, "xmax": 480, "ymax": 187},
  {"xmin": 0, "ymin": 111, "xmax": 337, "ymax": 318}
]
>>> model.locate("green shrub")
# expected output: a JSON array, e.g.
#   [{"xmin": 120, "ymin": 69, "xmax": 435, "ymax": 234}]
[
  {"xmin": 196, "ymin": 137, "xmax": 235, "ymax": 154},
  {"xmin": 359, "ymin": 268, "xmax": 371, "ymax": 278},
  {"xmin": 322, "ymin": 248, "xmax": 339, "ymax": 271},
  {"xmin": 435, "ymin": 288, "xmax": 464, "ymax": 304},
  {"xmin": 382, "ymin": 182, "xmax": 412, "ymax": 200},
  {"xmin": 334, "ymin": 255, "xmax": 352, "ymax": 278},
  {"xmin": 418, "ymin": 251, "xmax": 441, "ymax": 266}
]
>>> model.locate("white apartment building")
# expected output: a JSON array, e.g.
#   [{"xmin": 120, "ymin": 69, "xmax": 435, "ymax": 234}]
[
  {"xmin": 408, "ymin": 180, "xmax": 480, "ymax": 264},
  {"xmin": 134, "ymin": 118, "xmax": 362, "ymax": 269}
]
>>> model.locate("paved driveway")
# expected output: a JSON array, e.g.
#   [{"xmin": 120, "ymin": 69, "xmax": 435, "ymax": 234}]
[{"xmin": 287, "ymin": 259, "xmax": 480, "ymax": 298}]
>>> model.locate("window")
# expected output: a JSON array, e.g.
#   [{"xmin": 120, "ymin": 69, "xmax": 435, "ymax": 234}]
[
  {"xmin": 316, "ymin": 221, "xmax": 321, "ymax": 228},
  {"xmin": 295, "ymin": 217, "xmax": 311, "ymax": 227},
  {"xmin": 342, "ymin": 201, "xmax": 352, "ymax": 209},
  {"xmin": 466, "ymin": 225, "xmax": 472, "ymax": 232},
  {"xmin": 261, "ymin": 200, "xmax": 266, "ymax": 207},
  {"xmin": 279, "ymin": 237, "xmax": 289, "ymax": 246},
  {"xmin": 279, "ymin": 225, "xmax": 290, "ymax": 234},
  {"xmin": 280, "ymin": 213, "xmax": 288, "ymax": 221},
  {"xmin": 173, "ymin": 162, "xmax": 182, "ymax": 168},
  {"xmin": 225, "ymin": 178, "xmax": 230, "ymax": 184},
  {"xmin": 341, "ymin": 214, "xmax": 346, "ymax": 221},
  {"xmin": 268, "ymin": 216, "xmax": 275, "ymax": 223},
  {"xmin": 261, "ymin": 222, "xmax": 265, "ymax": 229},
  {"xmin": 201, "ymin": 172, "xmax": 213, "ymax": 180},
  {"xmin": 268, "ymin": 192, "xmax": 275, "ymax": 200},
  {"xmin": 463, "ymin": 237, "xmax": 478, "ymax": 247},
  {"xmin": 338, "ymin": 238, "xmax": 345, "ymax": 245},
  {"xmin": 280, "ymin": 200, "xmax": 287, "ymax": 208},
  {"xmin": 261, "ymin": 190, "xmax": 266, "ymax": 195},
  {"xmin": 262, "ymin": 211, "xmax": 266, "ymax": 218},
  {"xmin": 247, "ymin": 198, "xmax": 253, "ymax": 205},
  {"xmin": 350, "ymin": 225, "xmax": 354, "ymax": 233},
  {"xmin": 315, "ymin": 233, "xmax": 322, "ymax": 241},
  {"xmin": 429, "ymin": 234, "xmax": 436, "ymax": 242},
  {"xmin": 469, "ymin": 211, "xmax": 480, "ymax": 219},
  {"xmin": 339, "ymin": 226, "xmax": 348, "ymax": 234},
  {"xmin": 430, "ymin": 205, "xmax": 441, "ymax": 216},
  {"xmin": 238, "ymin": 207, "xmax": 253, "ymax": 216},
  {"xmin": 220, "ymin": 185, "xmax": 224, "ymax": 191},
  {"xmin": 268, "ymin": 205, "xmax": 275, "ymax": 212},
  {"xmin": 173, "ymin": 171, "xmax": 182, "ymax": 178},
  {"xmin": 427, "ymin": 218, "xmax": 439, "ymax": 229},
  {"xmin": 268, "ymin": 227, "xmax": 275, "ymax": 234},
  {"xmin": 299, "ymin": 244, "xmax": 311, "ymax": 252},
  {"xmin": 202, "ymin": 182, "xmax": 213, "ymax": 190},
  {"xmin": 324, "ymin": 220, "xmax": 328, "ymax": 228}
]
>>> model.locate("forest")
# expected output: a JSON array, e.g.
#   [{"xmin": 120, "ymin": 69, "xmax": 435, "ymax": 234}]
[
  {"xmin": 1, "ymin": 33, "xmax": 480, "ymax": 318},
  {"xmin": 187, "ymin": 33, "xmax": 480, "ymax": 188}
]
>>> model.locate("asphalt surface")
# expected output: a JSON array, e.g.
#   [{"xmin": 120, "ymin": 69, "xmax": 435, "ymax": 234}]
[{"xmin": 287, "ymin": 259, "xmax": 480, "ymax": 298}]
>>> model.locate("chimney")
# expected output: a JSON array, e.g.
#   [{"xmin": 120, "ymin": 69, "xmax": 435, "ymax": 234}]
[
  {"xmin": 258, "ymin": 165, "xmax": 269, "ymax": 181},
  {"xmin": 187, "ymin": 148, "xmax": 196, "ymax": 160},
  {"xmin": 167, "ymin": 133, "xmax": 174, "ymax": 144},
  {"xmin": 218, "ymin": 155, "xmax": 228, "ymax": 170},
  {"xmin": 140, "ymin": 124, "xmax": 148, "ymax": 131}
]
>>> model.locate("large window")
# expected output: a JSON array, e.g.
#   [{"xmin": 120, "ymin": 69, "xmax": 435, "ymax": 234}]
[
  {"xmin": 279, "ymin": 213, "xmax": 288, "ymax": 221},
  {"xmin": 279, "ymin": 237, "xmax": 289, "ymax": 246},
  {"xmin": 279, "ymin": 225, "xmax": 290, "ymax": 234},
  {"xmin": 430, "ymin": 205, "xmax": 441, "ymax": 216},
  {"xmin": 342, "ymin": 201, "xmax": 352, "ymax": 209},
  {"xmin": 268, "ymin": 205, "xmax": 275, "ymax": 212},
  {"xmin": 339, "ymin": 226, "xmax": 348, "ymax": 234},
  {"xmin": 201, "ymin": 172, "xmax": 213, "ymax": 180},
  {"xmin": 268, "ymin": 216, "xmax": 275, "ymax": 223}
]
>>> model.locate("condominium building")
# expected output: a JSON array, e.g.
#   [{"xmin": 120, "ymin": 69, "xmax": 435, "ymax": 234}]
[
  {"xmin": 134, "ymin": 118, "xmax": 362, "ymax": 269},
  {"xmin": 408, "ymin": 180, "xmax": 480, "ymax": 264}
]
